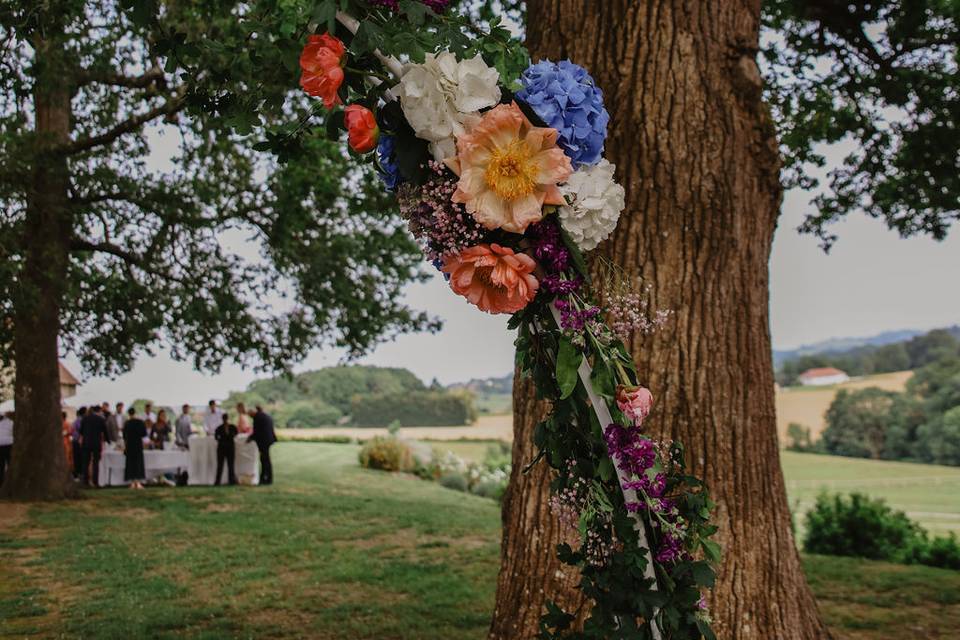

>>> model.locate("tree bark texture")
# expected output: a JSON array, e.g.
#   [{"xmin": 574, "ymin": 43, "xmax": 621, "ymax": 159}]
[
  {"xmin": 492, "ymin": 2, "xmax": 830, "ymax": 638},
  {"xmin": 1, "ymin": 32, "xmax": 75, "ymax": 500}
]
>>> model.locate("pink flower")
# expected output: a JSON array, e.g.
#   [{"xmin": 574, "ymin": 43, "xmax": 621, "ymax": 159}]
[
  {"xmin": 617, "ymin": 385, "xmax": 654, "ymax": 427},
  {"xmin": 441, "ymin": 243, "xmax": 539, "ymax": 314},
  {"xmin": 444, "ymin": 102, "xmax": 572, "ymax": 234}
]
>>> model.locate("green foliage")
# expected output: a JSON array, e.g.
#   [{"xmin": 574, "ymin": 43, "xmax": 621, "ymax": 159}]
[
  {"xmin": 278, "ymin": 400, "xmax": 343, "ymax": 429},
  {"xmin": 804, "ymin": 492, "xmax": 923, "ymax": 561},
  {"xmin": 804, "ymin": 492, "xmax": 960, "ymax": 571},
  {"xmin": 358, "ymin": 435, "xmax": 415, "ymax": 472},
  {"xmin": 0, "ymin": 1, "xmax": 437, "ymax": 377},
  {"xmin": 762, "ymin": 1, "xmax": 960, "ymax": 246},
  {"xmin": 817, "ymin": 354, "xmax": 960, "ymax": 465},
  {"xmin": 786, "ymin": 422, "xmax": 814, "ymax": 452},
  {"xmin": 439, "ymin": 471, "xmax": 469, "ymax": 492},
  {"xmin": 822, "ymin": 388, "xmax": 899, "ymax": 459},
  {"xmin": 350, "ymin": 390, "xmax": 476, "ymax": 427}
]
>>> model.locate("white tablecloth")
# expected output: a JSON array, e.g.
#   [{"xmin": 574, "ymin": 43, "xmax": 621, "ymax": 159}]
[
  {"xmin": 187, "ymin": 435, "xmax": 259, "ymax": 485},
  {"xmin": 99, "ymin": 445, "xmax": 191, "ymax": 486}
]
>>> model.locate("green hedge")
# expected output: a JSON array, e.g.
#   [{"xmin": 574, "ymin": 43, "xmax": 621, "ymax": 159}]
[{"xmin": 350, "ymin": 390, "xmax": 477, "ymax": 427}]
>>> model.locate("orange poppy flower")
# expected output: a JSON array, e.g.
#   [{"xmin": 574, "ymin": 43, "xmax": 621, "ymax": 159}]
[{"xmin": 299, "ymin": 33, "xmax": 346, "ymax": 109}]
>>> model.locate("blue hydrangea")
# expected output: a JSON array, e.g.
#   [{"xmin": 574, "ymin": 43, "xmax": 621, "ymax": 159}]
[
  {"xmin": 515, "ymin": 60, "xmax": 609, "ymax": 168},
  {"xmin": 376, "ymin": 134, "xmax": 403, "ymax": 191}
]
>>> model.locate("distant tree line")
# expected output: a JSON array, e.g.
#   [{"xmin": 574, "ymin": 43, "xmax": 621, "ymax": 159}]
[
  {"xmin": 778, "ymin": 327, "xmax": 960, "ymax": 386},
  {"xmin": 788, "ymin": 355, "xmax": 960, "ymax": 466},
  {"xmin": 225, "ymin": 366, "xmax": 476, "ymax": 428}
]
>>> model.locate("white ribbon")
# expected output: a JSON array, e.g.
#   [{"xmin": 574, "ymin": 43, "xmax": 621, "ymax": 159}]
[{"xmin": 550, "ymin": 303, "xmax": 662, "ymax": 639}]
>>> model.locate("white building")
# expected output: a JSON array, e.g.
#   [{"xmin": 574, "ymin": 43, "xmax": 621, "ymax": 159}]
[{"xmin": 798, "ymin": 367, "xmax": 850, "ymax": 387}]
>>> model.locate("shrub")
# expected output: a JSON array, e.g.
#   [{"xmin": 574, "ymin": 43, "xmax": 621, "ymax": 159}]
[
  {"xmin": 472, "ymin": 478, "xmax": 507, "ymax": 502},
  {"xmin": 906, "ymin": 532, "xmax": 960, "ymax": 570},
  {"xmin": 439, "ymin": 472, "xmax": 469, "ymax": 492},
  {"xmin": 358, "ymin": 436, "xmax": 415, "ymax": 472},
  {"xmin": 803, "ymin": 492, "xmax": 923, "ymax": 561}
]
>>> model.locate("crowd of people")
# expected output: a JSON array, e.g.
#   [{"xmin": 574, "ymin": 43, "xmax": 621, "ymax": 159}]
[{"xmin": 53, "ymin": 400, "xmax": 277, "ymax": 489}]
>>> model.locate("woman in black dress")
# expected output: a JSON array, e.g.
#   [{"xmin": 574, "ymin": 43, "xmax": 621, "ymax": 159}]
[{"xmin": 123, "ymin": 407, "xmax": 147, "ymax": 489}]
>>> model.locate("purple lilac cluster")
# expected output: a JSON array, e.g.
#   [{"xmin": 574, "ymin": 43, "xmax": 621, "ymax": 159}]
[
  {"xmin": 605, "ymin": 423, "xmax": 691, "ymax": 565},
  {"xmin": 607, "ymin": 290, "xmax": 672, "ymax": 341},
  {"xmin": 397, "ymin": 162, "xmax": 486, "ymax": 262},
  {"xmin": 527, "ymin": 219, "xmax": 570, "ymax": 273},
  {"xmin": 553, "ymin": 299, "xmax": 600, "ymax": 333},
  {"xmin": 603, "ymin": 423, "xmax": 656, "ymax": 477},
  {"xmin": 541, "ymin": 274, "xmax": 582, "ymax": 295},
  {"xmin": 371, "ymin": 0, "xmax": 450, "ymax": 11}
]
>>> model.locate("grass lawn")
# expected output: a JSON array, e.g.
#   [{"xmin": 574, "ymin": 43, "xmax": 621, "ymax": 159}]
[{"xmin": 2, "ymin": 442, "xmax": 959, "ymax": 639}]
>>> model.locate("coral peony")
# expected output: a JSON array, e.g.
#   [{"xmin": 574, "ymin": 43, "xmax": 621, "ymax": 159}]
[
  {"xmin": 344, "ymin": 104, "xmax": 379, "ymax": 153},
  {"xmin": 441, "ymin": 244, "xmax": 539, "ymax": 314},
  {"xmin": 299, "ymin": 33, "xmax": 346, "ymax": 109},
  {"xmin": 445, "ymin": 102, "xmax": 572, "ymax": 234},
  {"xmin": 616, "ymin": 385, "xmax": 654, "ymax": 427}
]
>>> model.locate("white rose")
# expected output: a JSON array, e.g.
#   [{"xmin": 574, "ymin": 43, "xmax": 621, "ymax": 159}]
[
  {"xmin": 395, "ymin": 52, "xmax": 501, "ymax": 162},
  {"xmin": 558, "ymin": 159, "xmax": 626, "ymax": 252}
]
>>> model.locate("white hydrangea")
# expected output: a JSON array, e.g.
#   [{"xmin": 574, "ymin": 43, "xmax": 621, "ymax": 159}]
[
  {"xmin": 558, "ymin": 159, "xmax": 626, "ymax": 252},
  {"xmin": 395, "ymin": 52, "xmax": 501, "ymax": 162}
]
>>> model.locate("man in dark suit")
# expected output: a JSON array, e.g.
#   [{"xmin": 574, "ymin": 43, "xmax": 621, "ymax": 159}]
[
  {"xmin": 247, "ymin": 405, "xmax": 276, "ymax": 485},
  {"xmin": 80, "ymin": 405, "xmax": 111, "ymax": 487},
  {"xmin": 214, "ymin": 414, "xmax": 238, "ymax": 486}
]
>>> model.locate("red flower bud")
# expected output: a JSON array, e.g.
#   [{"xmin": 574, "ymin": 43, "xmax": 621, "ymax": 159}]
[{"xmin": 344, "ymin": 104, "xmax": 379, "ymax": 153}]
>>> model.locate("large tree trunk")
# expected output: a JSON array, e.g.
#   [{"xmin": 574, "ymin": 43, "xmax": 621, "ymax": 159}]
[
  {"xmin": 492, "ymin": 2, "xmax": 830, "ymax": 638},
  {"xmin": 1, "ymin": 33, "xmax": 74, "ymax": 500}
]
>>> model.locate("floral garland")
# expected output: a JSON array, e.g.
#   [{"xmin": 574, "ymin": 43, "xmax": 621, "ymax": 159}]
[{"xmin": 296, "ymin": 3, "xmax": 719, "ymax": 638}]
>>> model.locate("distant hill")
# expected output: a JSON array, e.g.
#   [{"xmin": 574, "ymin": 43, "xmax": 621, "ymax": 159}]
[
  {"xmin": 777, "ymin": 326, "xmax": 960, "ymax": 386},
  {"xmin": 773, "ymin": 329, "xmax": 928, "ymax": 367}
]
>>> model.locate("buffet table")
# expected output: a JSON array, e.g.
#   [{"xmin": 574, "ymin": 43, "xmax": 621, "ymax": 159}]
[
  {"xmin": 187, "ymin": 435, "xmax": 260, "ymax": 485},
  {"xmin": 99, "ymin": 445, "xmax": 190, "ymax": 487},
  {"xmin": 97, "ymin": 435, "xmax": 259, "ymax": 486}
]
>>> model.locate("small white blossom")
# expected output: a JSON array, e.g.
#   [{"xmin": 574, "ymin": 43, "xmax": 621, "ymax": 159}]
[
  {"xmin": 395, "ymin": 52, "xmax": 501, "ymax": 162},
  {"xmin": 558, "ymin": 159, "xmax": 626, "ymax": 252}
]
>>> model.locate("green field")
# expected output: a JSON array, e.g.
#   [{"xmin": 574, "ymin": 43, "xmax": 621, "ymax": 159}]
[
  {"xmin": 782, "ymin": 451, "xmax": 960, "ymax": 536},
  {"xmin": 429, "ymin": 441, "xmax": 960, "ymax": 538},
  {"xmin": 2, "ymin": 442, "xmax": 959, "ymax": 639}
]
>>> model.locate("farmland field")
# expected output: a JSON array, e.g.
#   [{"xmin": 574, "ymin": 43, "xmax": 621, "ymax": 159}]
[{"xmin": 776, "ymin": 370, "xmax": 913, "ymax": 440}]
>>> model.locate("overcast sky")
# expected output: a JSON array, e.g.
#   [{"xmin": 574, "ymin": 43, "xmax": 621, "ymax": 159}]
[{"xmin": 63, "ymin": 180, "xmax": 959, "ymax": 407}]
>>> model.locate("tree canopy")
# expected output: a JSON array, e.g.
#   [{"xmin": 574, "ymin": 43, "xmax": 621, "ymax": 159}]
[
  {"xmin": 763, "ymin": 0, "xmax": 960, "ymax": 247},
  {"xmin": 0, "ymin": 0, "xmax": 437, "ymax": 379}
]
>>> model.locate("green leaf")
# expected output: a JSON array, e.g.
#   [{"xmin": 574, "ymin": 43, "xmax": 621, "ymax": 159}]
[
  {"xmin": 690, "ymin": 561, "xmax": 716, "ymax": 588},
  {"xmin": 590, "ymin": 360, "xmax": 615, "ymax": 398},
  {"xmin": 556, "ymin": 337, "xmax": 582, "ymax": 400},
  {"xmin": 558, "ymin": 223, "xmax": 591, "ymax": 283},
  {"xmin": 598, "ymin": 457, "xmax": 615, "ymax": 482},
  {"xmin": 701, "ymin": 539, "xmax": 722, "ymax": 564}
]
